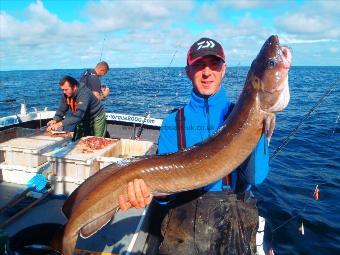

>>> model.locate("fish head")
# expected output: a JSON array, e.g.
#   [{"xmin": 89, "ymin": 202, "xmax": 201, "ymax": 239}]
[{"xmin": 250, "ymin": 35, "xmax": 292, "ymax": 113}]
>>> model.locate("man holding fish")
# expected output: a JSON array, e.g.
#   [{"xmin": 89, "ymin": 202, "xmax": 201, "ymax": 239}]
[
  {"xmin": 57, "ymin": 35, "xmax": 291, "ymax": 255},
  {"xmin": 118, "ymin": 37, "xmax": 289, "ymax": 254}
]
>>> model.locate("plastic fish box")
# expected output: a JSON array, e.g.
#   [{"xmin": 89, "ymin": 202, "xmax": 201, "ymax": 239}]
[
  {"xmin": 97, "ymin": 139, "xmax": 154, "ymax": 169},
  {"xmin": 0, "ymin": 127, "xmax": 38, "ymax": 163},
  {"xmin": 49, "ymin": 175, "xmax": 83, "ymax": 196},
  {"xmin": 45, "ymin": 137, "xmax": 119, "ymax": 195},
  {"xmin": 0, "ymin": 127, "xmax": 38, "ymax": 143},
  {"xmin": 0, "ymin": 161, "xmax": 51, "ymax": 185},
  {"xmin": 0, "ymin": 132, "xmax": 72, "ymax": 168},
  {"xmin": 110, "ymin": 138, "xmax": 154, "ymax": 157}
]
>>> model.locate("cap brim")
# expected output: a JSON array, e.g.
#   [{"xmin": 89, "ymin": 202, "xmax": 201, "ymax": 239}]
[{"xmin": 188, "ymin": 53, "xmax": 225, "ymax": 66}]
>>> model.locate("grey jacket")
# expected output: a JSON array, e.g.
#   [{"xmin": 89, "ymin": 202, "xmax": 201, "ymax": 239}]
[{"xmin": 54, "ymin": 85, "xmax": 104, "ymax": 127}]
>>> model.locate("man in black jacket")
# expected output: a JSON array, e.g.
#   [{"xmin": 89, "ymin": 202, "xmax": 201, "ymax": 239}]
[
  {"xmin": 47, "ymin": 75, "xmax": 107, "ymax": 140},
  {"xmin": 80, "ymin": 61, "xmax": 110, "ymax": 101}
]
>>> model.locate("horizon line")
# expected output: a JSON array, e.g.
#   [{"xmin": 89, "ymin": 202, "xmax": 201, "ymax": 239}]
[{"xmin": 1, "ymin": 65, "xmax": 339, "ymax": 72}]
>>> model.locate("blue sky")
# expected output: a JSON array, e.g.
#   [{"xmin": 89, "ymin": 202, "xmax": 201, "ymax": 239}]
[{"xmin": 0, "ymin": 0, "xmax": 339, "ymax": 70}]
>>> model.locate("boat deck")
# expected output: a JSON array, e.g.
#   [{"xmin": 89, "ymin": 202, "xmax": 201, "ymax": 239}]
[{"xmin": 0, "ymin": 181, "xmax": 151, "ymax": 254}]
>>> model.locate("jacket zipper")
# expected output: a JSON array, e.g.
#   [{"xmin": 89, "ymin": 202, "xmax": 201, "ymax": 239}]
[{"xmin": 204, "ymin": 98, "xmax": 211, "ymax": 136}]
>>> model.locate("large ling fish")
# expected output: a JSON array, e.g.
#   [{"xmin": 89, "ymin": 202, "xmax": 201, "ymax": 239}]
[{"xmin": 56, "ymin": 35, "xmax": 292, "ymax": 255}]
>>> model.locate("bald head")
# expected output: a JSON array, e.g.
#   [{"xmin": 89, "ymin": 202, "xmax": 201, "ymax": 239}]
[{"xmin": 95, "ymin": 61, "xmax": 109, "ymax": 77}]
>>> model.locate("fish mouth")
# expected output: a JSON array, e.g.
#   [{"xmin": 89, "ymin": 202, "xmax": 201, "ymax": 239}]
[
  {"xmin": 257, "ymin": 35, "xmax": 292, "ymax": 112},
  {"xmin": 278, "ymin": 46, "xmax": 292, "ymax": 69},
  {"xmin": 267, "ymin": 35, "xmax": 292, "ymax": 70}
]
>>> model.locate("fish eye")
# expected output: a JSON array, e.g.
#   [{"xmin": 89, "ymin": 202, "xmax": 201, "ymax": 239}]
[{"xmin": 267, "ymin": 59, "xmax": 276, "ymax": 68}]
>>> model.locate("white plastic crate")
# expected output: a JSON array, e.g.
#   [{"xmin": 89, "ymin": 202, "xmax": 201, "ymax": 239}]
[
  {"xmin": 45, "ymin": 138, "xmax": 154, "ymax": 195},
  {"xmin": 110, "ymin": 138, "xmax": 154, "ymax": 157},
  {"xmin": 45, "ymin": 137, "xmax": 119, "ymax": 195},
  {"xmin": 97, "ymin": 139, "xmax": 154, "ymax": 169},
  {"xmin": 49, "ymin": 175, "xmax": 84, "ymax": 195},
  {"xmin": 0, "ymin": 161, "xmax": 51, "ymax": 184},
  {"xmin": 0, "ymin": 127, "xmax": 38, "ymax": 164},
  {"xmin": 0, "ymin": 133, "xmax": 72, "ymax": 168}
]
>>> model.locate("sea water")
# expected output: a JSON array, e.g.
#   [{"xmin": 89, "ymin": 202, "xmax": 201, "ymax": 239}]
[{"xmin": 0, "ymin": 66, "xmax": 339, "ymax": 254}]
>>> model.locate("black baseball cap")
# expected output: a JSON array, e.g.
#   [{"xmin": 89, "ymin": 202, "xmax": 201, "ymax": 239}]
[{"xmin": 187, "ymin": 37, "xmax": 226, "ymax": 65}]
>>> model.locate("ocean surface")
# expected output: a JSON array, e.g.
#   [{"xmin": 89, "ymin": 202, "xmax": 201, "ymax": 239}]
[{"xmin": 0, "ymin": 66, "xmax": 339, "ymax": 254}]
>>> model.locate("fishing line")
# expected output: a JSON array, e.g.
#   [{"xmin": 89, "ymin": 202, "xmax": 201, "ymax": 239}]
[
  {"xmin": 266, "ymin": 80, "xmax": 338, "ymax": 251},
  {"xmin": 271, "ymin": 207, "xmax": 306, "ymax": 233},
  {"xmin": 267, "ymin": 78, "xmax": 338, "ymax": 250},
  {"xmin": 135, "ymin": 50, "xmax": 178, "ymax": 139},
  {"xmin": 332, "ymin": 114, "xmax": 339, "ymax": 134},
  {"xmin": 99, "ymin": 35, "xmax": 106, "ymax": 62},
  {"xmin": 270, "ymin": 79, "xmax": 339, "ymax": 161},
  {"xmin": 267, "ymin": 180, "xmax": 331, "ymax": 253}
]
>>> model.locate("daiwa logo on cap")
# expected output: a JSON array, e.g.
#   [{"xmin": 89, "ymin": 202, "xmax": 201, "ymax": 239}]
[
  {"xmin": 187, "ymin": 37, "xmax": 226, "ymax": 65},
  {"xmin": 197, "ymin": 40, "xmax": 216, "ymax": 50}
]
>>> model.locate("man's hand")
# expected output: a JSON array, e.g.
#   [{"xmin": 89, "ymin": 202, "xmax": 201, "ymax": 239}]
[
  {"xmin": 92, "ymin": 91, "xmax": 102, "ymax": 100},
  {"xmin": 47, "ymin": 121, "xmax": 63, "ymax": 132},
  {"xmin": 118, "ymin": 179, "xmax": 152, "ymax": 211},
  {"xmin": 47, "ymin": 119, "xmax": 57, "ymax": 126},
  {"xmin": 102, "ymin": 86, "xmax": 110, "ymax": 98}
]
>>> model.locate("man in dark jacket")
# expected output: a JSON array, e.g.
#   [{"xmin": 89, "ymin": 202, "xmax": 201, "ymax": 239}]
[
  {"xmin": 80, "ymin": 61, "xmax": 110, "ymax": 101},
  {"xmin": 47, "ymin": 75, "xmax": 107, "ymax": 140}
]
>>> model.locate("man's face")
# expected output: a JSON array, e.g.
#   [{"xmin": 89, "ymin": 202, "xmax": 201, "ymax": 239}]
[
  {"xmin": 96, "ymin": 66, "xmax": 108, "ymax": 77},
  {"xmin": 186, "ymin": 56, "xmax": 226, "ymax": 96},
  {"xmin": 60, "ymin": 81, "xmax": 76, "ymax": 98}
]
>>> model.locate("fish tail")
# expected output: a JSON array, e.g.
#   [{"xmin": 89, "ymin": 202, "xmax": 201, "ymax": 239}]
[
  {"xmin": 62, "ymin": 230, "xmax": 78, "ymax": 255},
  {"xmin": 50, "ymin": 224, "xmax": 65, "ymax": 253}
]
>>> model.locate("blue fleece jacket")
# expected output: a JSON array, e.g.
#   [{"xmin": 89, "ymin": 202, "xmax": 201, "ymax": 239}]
[{"xmin": 157, "ymin": 86, "xmax": 269, "ymax": 192}]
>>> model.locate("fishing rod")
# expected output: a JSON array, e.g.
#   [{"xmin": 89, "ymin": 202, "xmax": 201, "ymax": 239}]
[
  {"xmin": 265, "ymin": 80, "xmax": 338, "ymax": 252},
  {"xmin": 135, "ymin": 50, "xmax": 178, "ymax": 140},
  {"xmin": 99, "ymin": 35, "xmax": 106, "ymax": 62},
  {"xmin": 270, "ymin": 79, "xmax": 339, "ymax": 161}
]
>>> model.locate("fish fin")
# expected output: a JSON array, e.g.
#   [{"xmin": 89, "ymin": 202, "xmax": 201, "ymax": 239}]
[
  {"xmin": 62, "ymin": 157, "xmax": 144, "ymax": 219},
  {"xmin": 80, "ymin": 208, "xmax": 118, "ymax": 238},
  {"xmin": 264, "ymin": 113, "xmax": 276, "ymax": 142},
  {"xmin": 62, "ymin": 166, "xmax": 118, "ymax": 219}
]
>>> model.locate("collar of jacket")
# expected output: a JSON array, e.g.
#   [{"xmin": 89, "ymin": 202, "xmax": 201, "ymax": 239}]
[
  {"xmin": 188, "ymin": 86, "xmax": 228, "ymax": 112},
  {"xmin": 63, "ymin": 86, "xmax": 80, "ymax": 100}
]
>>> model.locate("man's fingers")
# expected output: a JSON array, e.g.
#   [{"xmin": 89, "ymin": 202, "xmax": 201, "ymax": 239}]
[
  {"xmin": 121, "ymin": 179, "xmax": 152, "ymax": 212},
  {"xmin": 140, "ymin": 179, "xmax": 152, "ymax": 205},
  {"xmin": 119, "ymin": 195, "xmax": 130, "ymax": 211},
  {"xmin": 134, "ymin": 179, "xmax": 145, "ymax": 208},
  {"xmin": 127, "ymin": 181, "xmax": 138, "ymax": 207}
]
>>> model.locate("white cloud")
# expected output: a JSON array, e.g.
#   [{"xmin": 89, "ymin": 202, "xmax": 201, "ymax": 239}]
[
  {"xmin": 85, "ymin": 0, "xmax": 193, "ymax": 32},
  {"xmin": 0, "ymin": 0, "xmax": 339, "ymax": 70},
  {"xmin": 329, "ymin": 47, "xmax": 338, "ymax": 53},
  {"xmin": 275, "ymin": 0, "xmax": 340, "ymax": 39},
  {"xmin": 218, "ymin": 0, "xmax": 265, "ymax": 9},
  {"xmin": 195, "ymin": 3, "xmax": 221, "ymax": 23},
  {"xmin": 278, "ymin": 13, "xmax": 332, "ymax": 34}
]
